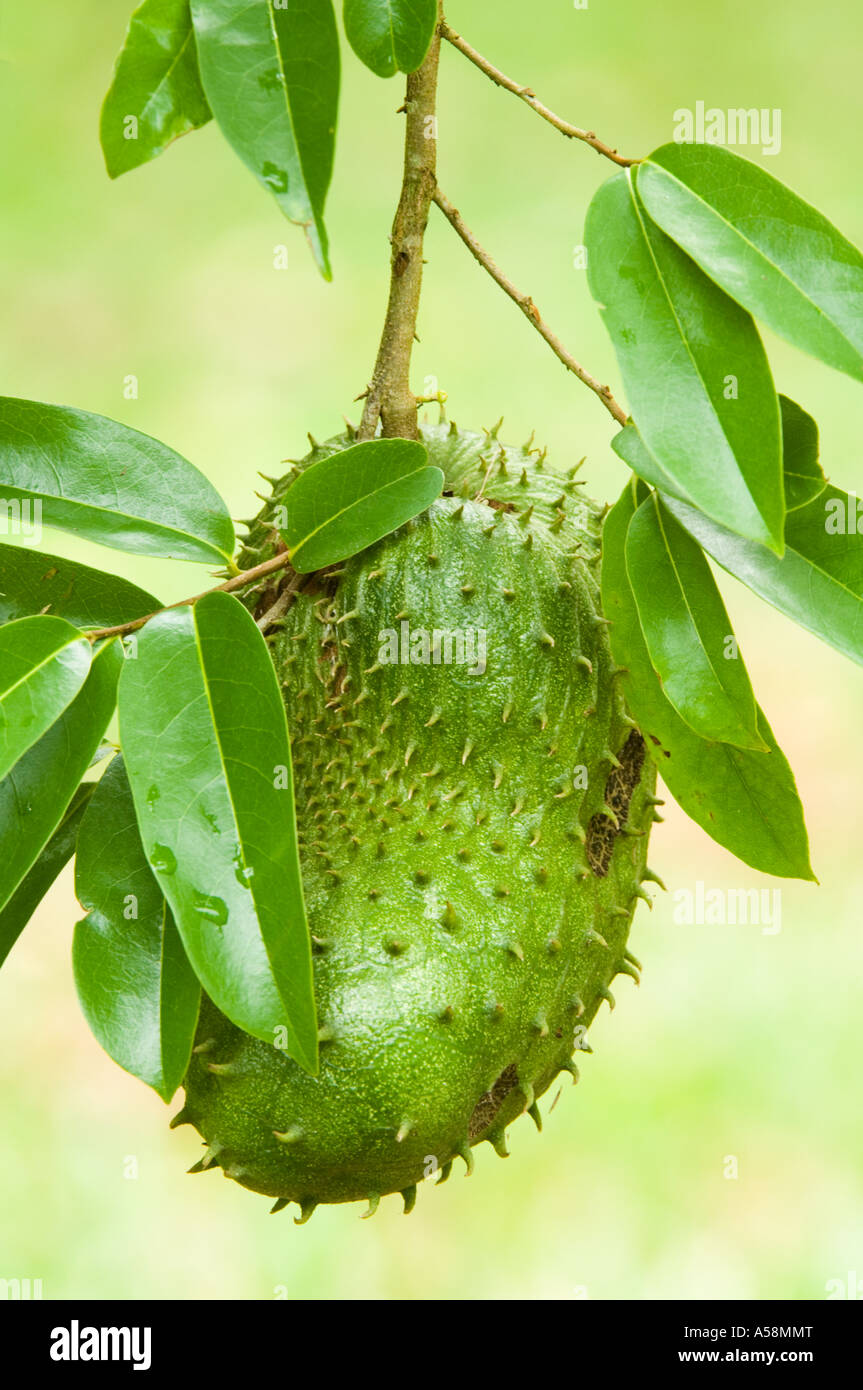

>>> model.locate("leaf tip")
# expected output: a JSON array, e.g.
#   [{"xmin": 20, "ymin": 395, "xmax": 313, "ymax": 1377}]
[{"xmin": 293, "ymin": 1042, "xmax": 320, "ymax": 1078}]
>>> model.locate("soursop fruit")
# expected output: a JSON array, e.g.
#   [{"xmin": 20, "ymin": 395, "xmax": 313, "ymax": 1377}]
[{"xmin": 175, "ymin": 422, "xmax": 658, "ymax": 1219}]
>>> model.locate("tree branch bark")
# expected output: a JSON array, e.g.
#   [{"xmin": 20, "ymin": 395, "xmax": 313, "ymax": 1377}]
[
  {"xmin": 358, "ymin": 4, "xmax": 443, "ymax": 441},
  {"xmin": 85, "ymin": 550, "xmax": 295, "ymax": 643}
]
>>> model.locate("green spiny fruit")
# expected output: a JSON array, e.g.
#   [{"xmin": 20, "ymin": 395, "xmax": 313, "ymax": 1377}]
[{"xmin": 176, "ymin": 422, "xmax": 658, "ymax": 1219}]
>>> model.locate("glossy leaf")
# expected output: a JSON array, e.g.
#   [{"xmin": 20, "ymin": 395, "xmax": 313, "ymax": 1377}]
[
  {"xmin": 0, "ymin": 783, "xmax": 94, "ymax": 970},
  {"xmin": 343, "ymin": 0, "xmax": 437, "ymax": 77},
  {"xmin": 625, "ymin": 495, "xmax": 766, "ymax": 750},
  {"xmin": 585, "ymin": 168, "xmax": 784, "ymax": 551},
  {"xmin": 638, "ymin": 143, "xmax": 863, "ymax": 383},
  {"xmin": 614, "ymin": 394, "xmax": 825, "ymax": 515},
  {"xmin": 0, "ymin": 544, "xmax": 159, "ymax": 629},
  {"xmin": 101, "ymin": 0, "xmax": 211, "ymax": 179},
  {"xmin": 780, "ymin": 396, "xmax": 825, "ymax": 510},
  {"xmin": 73, "ymin": 757, "xmax": 200, "ymax": 1101},
  {"xmin": 664, "ymin": 485, "xmax": 863, "ymax": 669},
  {"xmin": 190, "ymin": 0, "xmax": 340, "ymax": 278},
  {"xmin": 612, "ymin": 420, "xmax": 691, "ymax": 503},
  {"xmin": 0, "ymin": 640, "xmax": 123, "ymax": 913},
  {"xmin": 0, "ymin": 616, "xmax": 92, "ymax": 781},
  {"xmin": 118, "ymin": 592, "xmax": 317, "ymax": 1069},
  {"xmin": 0, "ymin": 398, "xmax": 234, "ymax": 564},
  {"xmin": 281, "ymin": 438, "xmax": 442, "ymax": 572},
  {"xmin": 601, "ymin": 484, "xmax": 814, "ymax": 880}
]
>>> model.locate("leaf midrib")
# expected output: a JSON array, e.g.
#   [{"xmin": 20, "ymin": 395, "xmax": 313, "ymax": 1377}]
[
  {"xmin": 190, "ymin": 604, "xmax": 305, "ymax": 1046},
  {"xmin": 0, "ymin": 484, "xmax": 228, "ymax": 561},
  {"xmin": 649, "ymin": 496, "xmax": 757, "ymax": 737},
  {"xmin": 0, "ymin": 627, "xmax": 87, "ymax": 710},
  {"xmin": 137, "ymin": 24, "xmax": 197, "ymax": 131},
  {"xmin": 627, "ymin": 171, "xmax": 772, "ymax": 543},
  {"xmin": 288, "ymin": 464, "xmax": 435, "ymax": 563},
  {"xmin": 265, "ymin": 0, "xmax": 317, "ymax": 229},
  {"xmin": 669, "ymin": 498, "xmax": 863, "ymax": 662},
  {"xmin": 643, "ymin": 160, "xmax": 861, "ymax": 357}
]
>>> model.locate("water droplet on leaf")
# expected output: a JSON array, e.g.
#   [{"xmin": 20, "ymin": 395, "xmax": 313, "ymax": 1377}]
[
  {"xmin": 194, "ymin": 894, "xmax": 228, "ymax": 926},
  {"xmin": 234, "ymin": 861, "xmax": 255, "ymax": 889},
  {"xmin": 261, "ymin": 162, "xmax": 288, "ymax": 193},
  {"xmin": 150, "ymin": 843, "xmax": 177, "ymax": 874}
]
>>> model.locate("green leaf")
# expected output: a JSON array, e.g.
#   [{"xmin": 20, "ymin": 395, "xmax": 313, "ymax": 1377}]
[
  {"xmin": 101, "ymin": 0, "xmax": 211, "ymax": 179},
  {"xmin": 780, "ymin": 396, "xmax": 825, "ymax": 510},
  {"xmin": 585, "ymin": 168, "xmax": 784, "ymax": 551},
  {"xmin": 73, "ymin": 757, "xmax": 200, "ymax": 1102},
  {"xmin": 343, "ymin": 0, "xmax": 437, "ymax": 77},
  {"xmin": 625, "ymin": 494, "xmax": 766, "ymax": 751},
  {"xmin": 601, "ymin": 484, "xmax": 814, "ymax": 880},
  {"xmin": 638, "ymin": 143, "xmax": 863, "ymax": 384},
  {"xmin": 612, "ymin": 420, "xmax": 690, "ymax": 503},
  {"xmin": 0, "ymin": 544, "xmax": 159, "ymax": 628},
  {"xmin": 0, "ymin": 783, "xmax": 94, "ymax": 970},
  {"xmin": 0, "ymin": 616, "xmax": 92, "ymax": 782},
  {"xmin": 0, "ymin": 640, "xmax": 123, "ymax": 913},
  {"xmin": 664, "ymin": 484, "xmax": 863, "ymax": 670},
  {"xmin": 281, "ymin": 438, "xmax": 443, "ymax": 572},
  {"xmin": 118, "ymin": 591, "xmax": 317, "ymax": 1069},
  {"xmin": 614, "ymin": 393, "xmax": 825, "ymax": 516},
  {"xmin": 190, "ymin": 0, "xmax": 340, "ymax": 278},
  {"xmin": 0, "ymin": 398, "xmax": 234, "ymax": 564}
]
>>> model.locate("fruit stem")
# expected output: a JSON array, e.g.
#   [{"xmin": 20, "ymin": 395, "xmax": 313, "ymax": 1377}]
[{"xmin": 357, "ymin": 3, "xmax": 443, "ymax": 442}]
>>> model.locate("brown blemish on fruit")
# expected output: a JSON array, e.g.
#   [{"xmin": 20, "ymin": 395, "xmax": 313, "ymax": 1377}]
[
  {"xmin": 585, "ymin": 731, "xmax": 646, "ymax": 877},
  {"xmin": 468, "ymin": 1062, "xmax": 519, "ymax": 1139}
]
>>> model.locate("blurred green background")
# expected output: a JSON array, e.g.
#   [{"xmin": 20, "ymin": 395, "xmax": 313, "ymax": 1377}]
[{"xmin": 1, "ymin": 0, "xmax": 861, "ymax": 1301}]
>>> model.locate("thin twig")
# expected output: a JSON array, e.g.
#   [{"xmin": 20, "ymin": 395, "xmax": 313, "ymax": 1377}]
[
  {"xmin": 432, "ymin": 188, "xmax": 628, "ymax": 427},
  {"xmin": 439, "ymin": 19, "xmax": 639, "ymax": 168},
  {"xmin": 86, "ymin": 549, "xmax": 294, "ymax": 643}
]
